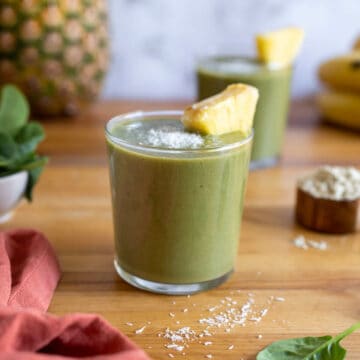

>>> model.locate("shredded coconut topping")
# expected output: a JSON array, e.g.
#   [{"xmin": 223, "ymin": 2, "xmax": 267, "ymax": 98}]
[
  {"xmin": 298, "ymin": 166, "xmax": 360, "ymax": 201},
  {"xmin": 139, "ymin": 126, "xmax": 204, "ymax": 149}
]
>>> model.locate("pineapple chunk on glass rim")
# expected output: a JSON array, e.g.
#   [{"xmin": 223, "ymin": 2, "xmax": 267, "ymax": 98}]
[{"xmin": 182, "ymin": 83, "xmax": 259, "ymax": 136}]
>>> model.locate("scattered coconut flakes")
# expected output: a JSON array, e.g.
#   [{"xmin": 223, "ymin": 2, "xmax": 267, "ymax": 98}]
[
  {"xmin": 169, "ymin": 313, "xmax": 175, "ymax": 318},
  {"xmin": 205, "ymin": 355, "xmax": 213, "ymax": 359},
  {"xmin": 199, "ymin": 329, "xmax": 213, "ymax": 337},
  {"xmin": 154, "ymin": 292, "xmax": 285, "ymax": 354},
  {"xmin": 293, "ymin": 235, "xmax": 328, "ymax": 251},
  {"xmin": 183, "ymin": 308, "xmax": 188, "ymax": 313},
  {"xmin": 135, "ymin": 326, "xmax": 146, "ymax": 334},
  {"xmin": 199, "ymin": 295, "xmax": 255, "ymax": 328},
  {"xmin": 203, "ymin": 341, "xmax": 212, "ymax": 346},
  {"xmin": 257, "ymin": 334, "xmax": 263, "ymax": 339},
  {"xmin": 162, "ymin": 327, "xmax": 197, "ymax": 343},
  {"xmin": 126, "ymin": 322, "xmax": 133, "ymax": 326},
  {"xmin": 228, "ymin": 345, "xmax": 234, "ymax": 350},
  {"xmin": 168, "ymin": 354, "xmax": 174, "ymax": 358}
]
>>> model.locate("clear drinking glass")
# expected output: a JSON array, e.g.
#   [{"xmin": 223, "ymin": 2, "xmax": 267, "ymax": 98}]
[
  {"xmin": 197, "ymin": 56, "xmax": 292, "ymax": 169},
  {"xmin": 105, "ymin": 110, "xmax": 252, "ymax": 294}
]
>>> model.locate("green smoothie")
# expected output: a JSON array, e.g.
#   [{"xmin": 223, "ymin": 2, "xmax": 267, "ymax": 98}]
[
  {"xmin": 105, "ymin": 111, "xmax": 252, "ymax": 294},
  {"xmin": 197, "ymin": 56, "xmax": 292, "ymax": 167}
]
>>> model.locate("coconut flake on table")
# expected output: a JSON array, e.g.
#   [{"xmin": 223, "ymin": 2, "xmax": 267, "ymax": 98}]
[
  {"xmin": 274, "ymin": 297, "xmax": 285, "ymax": 302},
  {"xmin": 134, "ymin": 325, "xmax": 146, "ymax": 334},
  {"xmin": 165, "ymin": 344, "xmax": 185, "ymax": 352}
]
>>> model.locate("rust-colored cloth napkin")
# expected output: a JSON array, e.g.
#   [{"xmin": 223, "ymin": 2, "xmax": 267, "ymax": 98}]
[{"xmin": 0, "ymin": 229, "xmax": 150, "ymax": 360}]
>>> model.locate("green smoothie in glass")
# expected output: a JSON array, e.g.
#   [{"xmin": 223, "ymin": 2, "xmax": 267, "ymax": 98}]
[
  {"xmin": 105, "ymin": 110, "xmax": 252, "ymax": 295},
  {"xmin": 197, "ymin": 56, "xmax": 292, "ymax": 168}
]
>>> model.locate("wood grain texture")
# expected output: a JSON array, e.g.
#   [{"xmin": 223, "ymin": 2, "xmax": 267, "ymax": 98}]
[
  {"xmin": 296, "ymin": 188, "xmax": 359, "ymax": 234},
  {"xmin": 1, "ymin": 98, "xmax": 360, "ymax": 359}
]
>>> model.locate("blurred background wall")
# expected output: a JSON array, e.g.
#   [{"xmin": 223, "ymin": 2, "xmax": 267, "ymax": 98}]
[{"xmin": 103, "ymin": 0, "xmax": 360, "ymax": 100}]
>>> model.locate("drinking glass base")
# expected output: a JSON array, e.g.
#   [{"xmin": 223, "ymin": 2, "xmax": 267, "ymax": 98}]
[
  {"xmin": 114, "ymin": 259, "xmax": 232, "ymax": 295},
  {"xmin": 250, "ymin": 156, "xmax": 279, "ymax": 170}
]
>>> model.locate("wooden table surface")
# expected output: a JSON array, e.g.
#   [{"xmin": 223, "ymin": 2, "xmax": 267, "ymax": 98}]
[{"xmin": 1, "ymin": 98, "xmax": 360, "ymax": 359}]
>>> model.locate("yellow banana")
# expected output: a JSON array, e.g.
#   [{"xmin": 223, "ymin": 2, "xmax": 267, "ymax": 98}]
[
  {"xmin": 317, "ymin": 91, "xmax": 360, "ymax": 130},
  {"xmin": 318, "ymin": 53, "xmax": 360, "ymax": 93}
]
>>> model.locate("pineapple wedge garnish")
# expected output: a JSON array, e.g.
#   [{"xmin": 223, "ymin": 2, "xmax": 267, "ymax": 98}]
[
  {"xmin": 256, "ymin": 27, "xmax": 304, "ymax": 67},
  {"xmin": 182, "ymin": 84, "xmax": 259, "ymax": 136}
]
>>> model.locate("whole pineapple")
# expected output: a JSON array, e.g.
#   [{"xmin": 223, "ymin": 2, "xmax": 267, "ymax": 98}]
[{"xmin": 0, "ymin": 0, "xmax": 109, "ymax": 116}]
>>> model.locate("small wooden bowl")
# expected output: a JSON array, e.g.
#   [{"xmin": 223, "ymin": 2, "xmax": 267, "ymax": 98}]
[{"xmin": 296, "ymin": 188, "xmax": 360, "ymax": 234}]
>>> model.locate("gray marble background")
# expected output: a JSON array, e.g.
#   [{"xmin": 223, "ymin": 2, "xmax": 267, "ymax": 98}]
[{"xmin": 102, "ymin": 0, "xmax": 359, "ymax": 99}]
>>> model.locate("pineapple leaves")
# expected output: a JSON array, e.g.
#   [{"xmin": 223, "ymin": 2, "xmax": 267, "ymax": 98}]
[
  {"xmin": 0, "ymin": 85, "xmax": 47, "ymax": 201},
  {"xmin": 257, "ymin": 322, "xmax": 360, "ymax": 360}
]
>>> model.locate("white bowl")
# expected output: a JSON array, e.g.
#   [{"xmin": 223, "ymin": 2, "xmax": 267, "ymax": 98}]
[{"xmin": 0, "ymin": 171, "xmax": 28, "ymax": 223}]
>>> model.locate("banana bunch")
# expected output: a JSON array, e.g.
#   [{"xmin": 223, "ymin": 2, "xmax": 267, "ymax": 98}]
[{"xmin": 317, "ymin": 37, "xmax": 360, "ymax": 130}]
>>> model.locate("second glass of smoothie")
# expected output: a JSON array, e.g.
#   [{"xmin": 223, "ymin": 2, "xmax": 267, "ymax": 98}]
[
  {"xmin": 106, "ymin": 111, "xmax": 252, "ymax": 295},
  {"xmin": 197, "ymin": 56, "xmax": 292, "ymax": 168}
]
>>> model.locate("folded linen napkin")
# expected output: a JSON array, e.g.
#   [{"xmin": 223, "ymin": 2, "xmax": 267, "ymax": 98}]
[
  {"xmin": 0, "ymin": 229, "xmax": 150, "ymax": 360},
  {"xmin": 0, "ymin": 229, "xmax": 61, "ymax": 311}
]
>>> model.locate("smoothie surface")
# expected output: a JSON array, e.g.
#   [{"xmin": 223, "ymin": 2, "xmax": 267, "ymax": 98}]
[
  {"xmin": 198, "ymin": 56, "xmax": 290, "ymax": 77},
  {"xmin": 108, "ymin": 118, "xmax": 248, "ymax": 151}
]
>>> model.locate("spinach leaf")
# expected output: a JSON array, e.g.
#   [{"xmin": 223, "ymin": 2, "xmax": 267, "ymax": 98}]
[
  {"xmin": 0, "ymin": 132, "xmax": 18, "ymax": 168},
  {"xmin": 257, "ymin": 322, "xmax": 360, "ymax": 360},
  {"xmin": 24, "ymin": 155, "xmax": 48, "ymax": 201},
  {"xmin": 0, "ymin": 84, "xmax": 47, "ymax": 201},
  {"xmin": 15, "ymin": 122, "xmax": 45, "ymax": 155},
  {"xmin": 0, "ymin": 85, "xmax": 29, "ymax": 137}
]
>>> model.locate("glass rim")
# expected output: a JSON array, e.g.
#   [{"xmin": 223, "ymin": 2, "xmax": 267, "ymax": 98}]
[
  {"xmin": 105, "ymin": 110, "xmax": 253, "ymax": 156},
  {"xmin": 197, "ymin": 55, "xmax": 292, "ymax": 73}
]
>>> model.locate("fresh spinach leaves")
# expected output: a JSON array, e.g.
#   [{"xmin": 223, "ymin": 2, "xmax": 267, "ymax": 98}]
[
  {"xmin": 0, "ymin": 85, "xmax": 48, "ymax": 201},
  {"xmin": 257, "ymin": 322, "xmax": 360, "ymax": 360}
]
